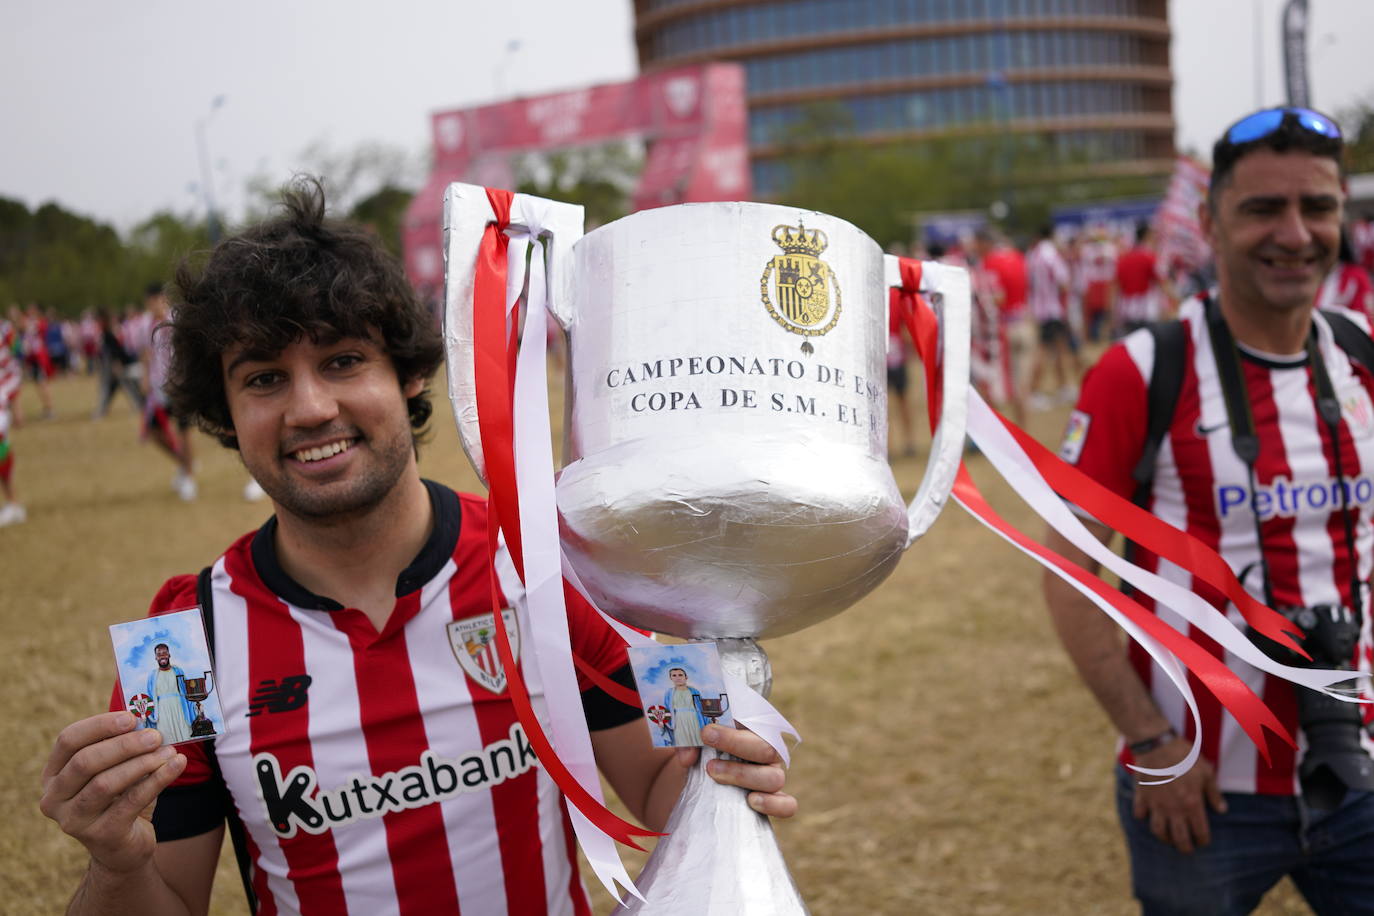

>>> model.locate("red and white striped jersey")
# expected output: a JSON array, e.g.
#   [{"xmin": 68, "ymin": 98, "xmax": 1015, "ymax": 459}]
[
  {"xmin": 1353, "ymin": 218, "xmax": 1374, "ymax": 276},
  {"xmin": 1064, "ymin": 297, "xmax": 1374, "ymax": 795},
  {"xmin": 1026, "ymin": 239, "xmax": 1069, "ymax": 323},
  {"xmin": 124, "ymin": 483, "xmax": 634, "ymax": 915},
  {"xmin": 1318, "ymin": 264, "xmax": 1374, "ymax": 321},
  {"xmin": 0, "ymin": 321, "xmax": 20, "ymax": 406},
  {"xmin": 1078, "ymin": 238, "xmax": 1118, "ymax": 288}
]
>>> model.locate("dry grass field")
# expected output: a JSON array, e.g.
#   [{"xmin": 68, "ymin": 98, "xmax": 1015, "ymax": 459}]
[{"xmin": 0, "ymin": 369, "xmax": 1313, "ymax": 914}]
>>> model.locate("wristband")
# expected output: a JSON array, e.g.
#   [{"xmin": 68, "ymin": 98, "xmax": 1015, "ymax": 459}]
[{"xmin": 1128, "ymin": 728, "xmax": 1179, "ymax": 757}]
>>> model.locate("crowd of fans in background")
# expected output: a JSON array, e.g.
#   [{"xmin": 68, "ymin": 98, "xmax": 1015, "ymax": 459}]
[
  {"xmin": 886, "ymin": 210, "xmax": 1374, "ymax": 446},
  {"xmin": 0, "ymin": 288, "xmax": 270, "ymax": 528},
  {"xmin": 6, "ymin": 210, "xmax": 1374, "ymax": 524}
]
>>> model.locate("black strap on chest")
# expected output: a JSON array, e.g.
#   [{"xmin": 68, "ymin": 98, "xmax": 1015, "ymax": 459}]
[
  {"xmin": 1130, "ymin": 318, "xmax": 1188, "ymax": 506},
  {"xmin": 1135, "ymin": 297, "xmax": 1368, "ymax": 616},
  {"xmin": 196, "ymin": 565, "xmax": 258, "ymax": 915},
  {"xmin": 1204, "ymin": 298, "xmax": 1277, "ymax": 606}
]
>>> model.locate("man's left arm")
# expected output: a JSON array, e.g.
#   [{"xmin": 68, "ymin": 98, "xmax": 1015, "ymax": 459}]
[{"xmin": 591, "ymin": 719, "xmax": 796, "ymax": 832}]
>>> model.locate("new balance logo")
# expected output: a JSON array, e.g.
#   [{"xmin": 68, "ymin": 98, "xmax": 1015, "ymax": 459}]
[{"xmin": 247, "ymin": 674, "xmax": 312, "ymax": 717}]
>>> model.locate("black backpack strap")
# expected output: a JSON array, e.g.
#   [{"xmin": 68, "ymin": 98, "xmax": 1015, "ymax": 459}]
[
  {"xmin": 1320, "ymin": 309, "xmax": 1374, "ymax": 376},
  {"xmin": 196, "ymin": 565, "xmax": 258, "ymax": 915},
  {"xmin": 1131, "ymin": 319, "xmax": 1189, "ymax": 506},
  {"xmin": 196, "ymin": 566, "xmax": 215, "ymax": 656}
]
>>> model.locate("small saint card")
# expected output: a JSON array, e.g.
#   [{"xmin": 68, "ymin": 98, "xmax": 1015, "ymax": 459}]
[
  {"xmin": 627, "ymin": 642, "xmax": 735, "ymax": 748},
  {"xmin": 109, "ymin": 608, "xmax": 224, "ymax": 746}
]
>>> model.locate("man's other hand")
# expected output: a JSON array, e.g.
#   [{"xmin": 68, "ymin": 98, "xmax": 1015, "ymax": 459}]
[
  {"xmin": 675, "ymin": 723, "xmax": 798, "ymax": 819},
  {"xmin": 1132, "ymin": 737, "xmax": 1228, "ymax": 854}
]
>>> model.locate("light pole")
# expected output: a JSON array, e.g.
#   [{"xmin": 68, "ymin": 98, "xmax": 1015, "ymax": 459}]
[
  {"xmin": 195, "ymin": 95, "xmax": 226, "ymax": 241},
  {"xmin": 493, "ymin": 39, "xmax": 521, "ymax": 99}
]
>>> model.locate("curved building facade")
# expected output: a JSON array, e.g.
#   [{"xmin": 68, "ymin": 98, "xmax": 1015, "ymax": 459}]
[{"xmin": 634, "ymin": 0, "xmax": 1175, "ymax": 195}]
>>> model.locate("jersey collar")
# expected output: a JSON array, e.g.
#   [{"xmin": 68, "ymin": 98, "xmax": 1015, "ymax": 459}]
[{"xmin": 250, "ymin": 479, "xmax": 462, "ymax": 611}]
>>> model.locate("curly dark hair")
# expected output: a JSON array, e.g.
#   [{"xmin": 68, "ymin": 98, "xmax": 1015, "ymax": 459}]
[{"xmin": 167, "ymin": 177, "xmax": 443, "ymax": 449}]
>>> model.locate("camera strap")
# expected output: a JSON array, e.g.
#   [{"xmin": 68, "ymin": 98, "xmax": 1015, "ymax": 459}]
[{"xmin": 1203, "ymin": 294, "xmax": 1364, "ymax": 622}]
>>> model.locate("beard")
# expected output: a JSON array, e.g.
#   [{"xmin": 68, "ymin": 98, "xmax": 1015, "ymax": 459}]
[
  {"xmin": 157, "ymin": 659, "xmax": 170, "ymax": 669},
  {"xmin": 248, "ymin": 425, "xmax": 415, "ymax": 524}
]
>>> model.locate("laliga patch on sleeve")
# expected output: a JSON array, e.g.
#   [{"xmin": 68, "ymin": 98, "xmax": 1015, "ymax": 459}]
[{"xmin": 1059, "ymin": 410, "xmax": 1091, "ymax": 465}]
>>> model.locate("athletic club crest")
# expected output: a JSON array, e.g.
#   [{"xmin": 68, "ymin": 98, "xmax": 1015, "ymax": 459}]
[
  {"xmin": 1342, "ymin": 387, "xmax": 1374, "ymax": 440},
  {"xmin": 447, "ymin": 610, "xmax": 520, "ymax": 694},
  {"xmin": 760, "ymin": 221, "xmax": 841, "ymax": 349},
  {"xmin": 127, "ymin": 693, "xmax": 154, "ymax": 721}
]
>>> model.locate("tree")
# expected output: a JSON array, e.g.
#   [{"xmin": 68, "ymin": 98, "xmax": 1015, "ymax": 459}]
[
  {"xmin": 242, "ymin": 138, "xmax": 427, "ymax": 224},
  {"xmin": 0, "ymin": 198, "xmax": 133, "ymax": 313},
  {"xmin": 767, "ymin": 103, "xmax": 1164, "ymax": 248},
  {"xmin": 349, "ymin": 186, "xmax": 413, "ymax": 258},
  {"xmin": 1337, "ymin": 91, "xmax": 1374, "ymax": 175},
  {"xmin": 126, "ymin": 211, "xmax": 213, "ymax": 292},
  {"xmin": 0, "ymin": 199, "xmax": 213, "ymax": 313},
  {"xmin": 513, "ymin": 141, "xmax": 640, "ymax": 229}
]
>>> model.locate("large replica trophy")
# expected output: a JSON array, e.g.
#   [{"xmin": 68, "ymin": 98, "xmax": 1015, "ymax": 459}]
[{"xmin": 444, "ymin": 186, "xmax": 969, "ymax": 913}]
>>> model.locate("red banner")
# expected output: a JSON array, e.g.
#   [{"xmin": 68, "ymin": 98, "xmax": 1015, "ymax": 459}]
[{"xmin": 403, "ymin": 64, "xmax": 751, "ymax": 290}]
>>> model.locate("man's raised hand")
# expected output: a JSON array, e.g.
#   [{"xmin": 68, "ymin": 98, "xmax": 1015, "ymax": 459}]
[{"xmin": 39, "ymin": 711, "xmax": 186, "ymax": 874}]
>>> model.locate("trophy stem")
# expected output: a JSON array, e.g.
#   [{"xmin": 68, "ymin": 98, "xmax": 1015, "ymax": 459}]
[{"xmin": 614, "ymin": 638, "xmax": 807, "ymax": 915}]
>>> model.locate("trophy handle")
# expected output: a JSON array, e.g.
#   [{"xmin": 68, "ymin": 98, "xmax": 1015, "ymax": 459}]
[
  {"xmin": 441, "ymin": 183, "xmax": 586, "ymax": 482},
  {"xmin": 884, "ymin": 255, "xmax": 971, "ymax": 547}
]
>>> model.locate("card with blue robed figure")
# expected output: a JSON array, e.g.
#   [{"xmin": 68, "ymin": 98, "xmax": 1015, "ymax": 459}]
[
  {"xmin": 627, "ymin": 642, "xmax": 735, "ymax": 748},
  {"xmin": 109, "ymin": 608, "xmax": 224, "ymax": 746}
]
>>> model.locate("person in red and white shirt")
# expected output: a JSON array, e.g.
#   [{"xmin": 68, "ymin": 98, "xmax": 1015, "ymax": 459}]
[
  {"xmin": 972, "ymin": 227, "xmax": 1030, "ymax": 426},
  {"xmin": 1352, "ymin": 212, "xmax": 1374, "ymax": 278},
  {"xmin": 1317, "ymin": 227, "xmax": 1374, "ymax": 320},
  {"xmin": 1113, "ymin": 221, "xmax": 1177, "ymax": 336},
  {"xmin": 1043, "ymin": 107, "xmax": 1374, "ymax": 913},
  {"xmin": 140, "ymin": 284, "xmax": 197, "ymax": 502},
  {"xmin": 1077, "ymin": 225, "xmax": 1119, "ymax": 342},
  {"xmin": 1024, "ymin": 225, "xmax": 1082, "ymax": 408},
  {"xmin": 0, "ymin": 336, "xmax": 22, "ymax": 526},
  {"xmin": 39, "ymin": 179, "xmax": 796, "ymax": 916}
]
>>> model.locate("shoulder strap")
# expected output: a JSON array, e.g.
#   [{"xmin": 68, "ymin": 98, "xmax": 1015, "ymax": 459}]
[
  {"xmin": 196, "ymin": 566, "xmax": 215, "ymax": 655},
  {"xmin": 195, "ymin": 565, "xmax": 258, "ymax": 915},
  {"xmin": 1320, "ymin": 308, "xmax": 1374, "ymax": 376},
  {"xmin": 1131, "ymin": 319, "xmax": 1188, "ymax": 505}
]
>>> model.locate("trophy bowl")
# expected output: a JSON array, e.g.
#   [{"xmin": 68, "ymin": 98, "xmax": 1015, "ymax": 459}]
[
  {"xmin": 181, "ymin": 675, "xmax": 211, "ymax": 704},
  {"xmin": 444, "ymin": 187, "xmax": 970, "ymax": 914}
]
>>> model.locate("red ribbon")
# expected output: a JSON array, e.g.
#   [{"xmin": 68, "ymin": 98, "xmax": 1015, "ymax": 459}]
[
  {"xmin": 573, "ymin": 651, "xmax": 643, "ymax": 708},
  {"xmin": 471, "ymin": 188, "xmax": 661, "ymax": 847},
  {"xmin": 891, "ymin": 258, "xmax": 1295, "ymax": 760}
]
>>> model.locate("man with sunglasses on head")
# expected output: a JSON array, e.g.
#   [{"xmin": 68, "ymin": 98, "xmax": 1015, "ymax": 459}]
[{"xmin": 1042, "ymin": 107, "xmax": 1374, "ymax": 914}]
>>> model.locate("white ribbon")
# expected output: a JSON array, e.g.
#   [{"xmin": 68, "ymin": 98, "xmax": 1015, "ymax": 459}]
[
  {"xmin": 506, "ymin": 200, "xmax": 642, "ymax": 903},
  {"xmin": 962, "ymin": 386, "xmax": 1368, "ymax": 780}
]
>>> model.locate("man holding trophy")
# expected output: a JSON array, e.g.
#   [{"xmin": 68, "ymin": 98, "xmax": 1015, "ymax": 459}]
[{"xmin": 38, "ymin": 179, "xmax": 795, "ymax": 916}]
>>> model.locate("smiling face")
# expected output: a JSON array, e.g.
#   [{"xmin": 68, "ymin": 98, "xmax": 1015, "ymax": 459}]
[
  {"xmin": 1202, "ymin": 148, "xmax": 1344, "ymax": 319},
  {"xmin": 222, "ymin": 333, "xmax": 424, "ymax": 523},
  {"xmin": 155, "ymin": 645, "xmax": 171, "ymax": 670}
]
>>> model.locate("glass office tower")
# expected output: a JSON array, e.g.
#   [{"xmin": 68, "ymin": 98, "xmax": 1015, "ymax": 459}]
[{"xmin": 634, "ymin": 0, "xmax": 1175, "ymax": 195}]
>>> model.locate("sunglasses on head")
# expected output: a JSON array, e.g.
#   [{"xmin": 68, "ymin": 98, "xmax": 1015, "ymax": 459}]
[{"xmin": 1223, "ymin": 106, "xmax": 1342, "ymax": 146}]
